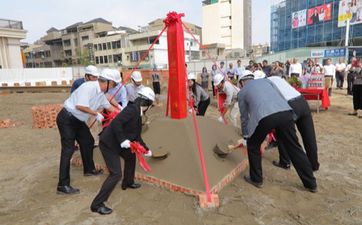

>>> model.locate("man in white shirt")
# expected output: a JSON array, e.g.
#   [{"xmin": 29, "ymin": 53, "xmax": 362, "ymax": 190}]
[
  {"xmin": 268, "ymin": 76, "xmax": 319, "ymax": 171},
  {"xmin": 323, "ymin": 58, "xmax": 336, "ymax": 96},
  {"xmin": 234, "ymin": 59, "xmax": 245, "ymax": 80},
  {"xmin": 56, "ymin": 72, "xmax": 116, "ymax": 195},
  {"xmin": 335, "ymin": 58, "xmax": 347, "ymax": 89},
  {"xmin": 289, "ymin": 58, "xmax": 303, "ymax": 77},
  {"xmin": 126, "ymin": 71, "xmax": 144, "ymax": 102}
]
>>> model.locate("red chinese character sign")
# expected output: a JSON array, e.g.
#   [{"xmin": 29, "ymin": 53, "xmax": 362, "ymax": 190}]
[{"xmin": 164, "ymin": 12, "xmax": 187, "ymax": 119}]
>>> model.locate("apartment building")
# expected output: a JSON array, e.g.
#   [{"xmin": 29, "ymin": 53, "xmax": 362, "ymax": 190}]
[
  {"xmin": 0, "ymin": 18, "xmax": 27, "ymax": 68},
  {"xmin": 24, "ymin": 18, "xmax": 201, "ymax": 69}
]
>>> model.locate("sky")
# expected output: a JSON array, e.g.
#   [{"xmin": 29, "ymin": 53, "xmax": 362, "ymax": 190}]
[{"xmin": 1, "ymin": 0, "xmax": 271, "ymax": 45}]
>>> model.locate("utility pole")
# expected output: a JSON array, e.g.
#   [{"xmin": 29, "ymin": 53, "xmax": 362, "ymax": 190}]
[{"xmin": 345, "ymin": 19, "xmax": 350, "ymax": 63}]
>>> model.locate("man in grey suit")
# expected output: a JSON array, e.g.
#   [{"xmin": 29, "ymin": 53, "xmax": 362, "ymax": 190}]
[{"xmin": 237, "ymin": 72, "xmax": 317, "ymax": 192}]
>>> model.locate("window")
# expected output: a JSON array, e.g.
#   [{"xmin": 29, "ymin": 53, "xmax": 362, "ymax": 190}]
[
  {"xmin": 81, "ymin": 36, "xmax": 89, "ymax": 41},
  {"xmin": 112, "ymin": 41, "xmax": 121, "ymax": 49},
  {"xmin": 108, "ymin": 55, "xmax": 113, "ymax": 63},
  {"xmin": 64, "ymin": 50, "xmax": 72, "ymax": 57},
  {"xmin": 95, "ymin": 56, "xmax": 99, "ymax": 64},
  {"xmin": 148, "ymin": 37, "xmax": 160, "ymax": 45},
  {"xmin": 113, "ymin": 54, "xmax": 122, "ymax": 63},
  {"xmin": 99, "ymin": 56, "xmax": 104, "ymax": 64},
  {"xmin": 104, "ymin": 55, "xmax": 108, "ymax": 63},
  {"xmin": 107, "ymin": 42, "xmax": 111, "ymax": 50},
  {"xmin": 103, "ymin": 43, "xmax": 107, "ymax": 50},
  {"xmin": 98, "ymin": 44, "xmax": 102, "ymax": 51},
  {"xmin": 63, "ymin": 39, "xmax": 71, "ymax": 47},
  {"xmin": 94, "ymin": 44, "xmax": 97, "ymax": 51}
]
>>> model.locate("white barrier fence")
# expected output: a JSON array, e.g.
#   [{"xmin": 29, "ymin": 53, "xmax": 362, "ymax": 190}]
[{"xmin": 0, "ymin": 67, "xmax": 85, "ymax": 86}]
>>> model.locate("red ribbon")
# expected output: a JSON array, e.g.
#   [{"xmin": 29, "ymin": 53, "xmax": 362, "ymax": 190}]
[
  {"xmin": 130, "ymin": 142, "xmax": 151, "ymax": 172},
  {"xmin": 164, "ymin": 11, "xmax": 184, "ymax": 26},
  {"xmin": 101, "ymin": 108, "xmax": 120, "ymax": 129}
]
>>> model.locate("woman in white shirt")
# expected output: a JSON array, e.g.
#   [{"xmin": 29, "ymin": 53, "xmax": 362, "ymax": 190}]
[{"xmin": 323, "ymin": 58, "xmax": 336, "ymax": 96}]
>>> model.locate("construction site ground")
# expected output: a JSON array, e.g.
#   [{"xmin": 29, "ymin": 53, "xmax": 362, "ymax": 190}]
[{"xmin": 0, "ymin": 89, "xmax": 361, "ymax": 225}]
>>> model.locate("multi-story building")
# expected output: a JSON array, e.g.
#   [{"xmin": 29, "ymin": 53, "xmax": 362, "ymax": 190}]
[
  {"xmin": 271, "ymin": 0, "xmax": 362, "ymax": 56},
  {"xmin": 25, "ymin": 18, "xmax": 201, "ymax": 69},
  {"xmin": 0, "ymin": 18, "xmax": 27, "ymax": 68},
  {"xmin": 202, "ymin": 0, "xmax": 252, "ymax": 57},
  {"xmin": 122, "ymin": 19, "xmax": 201, "ymax": 69}
]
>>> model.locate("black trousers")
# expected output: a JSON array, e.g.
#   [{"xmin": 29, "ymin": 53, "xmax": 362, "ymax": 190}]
[
  {"xmin": 56, "ymin": 108, "xmax": 95, "ymax": 186},
  {"xmin": 336, "ymin": 71, "xmax": 345, "ymax": 88},
  {"xmin": 211, "ymin": 81, "xmax": 216, "ymax": 96},
  {"xmin": 277, "ymin": 97, "xmax": 319, "ymax": 170},
  {"xmin": 247, "ymin": 111, "xmax": 316, "ymax": 189},
  {"xmin": 152, "ymin": 82, "xmax": 161, "ymax": 95},
  {"xmin": 347, "ymin": 73, "xmax": 354, "ymax": 95},
  {"xmin": 197, "ymin": 98, "xmax": 210, "ymax": 116},
  {"xmin": 353, "ymin": 84, "xmax": 362, "ymax": 110},
  {"xmin": 91, "ymin": 141, "xmax": 136, "ymax": 209}
]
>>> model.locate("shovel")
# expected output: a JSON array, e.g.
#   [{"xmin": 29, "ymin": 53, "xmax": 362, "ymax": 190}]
[{"xmin": 213, "ymin": 139, "xmax": 245, "ymax": 158}]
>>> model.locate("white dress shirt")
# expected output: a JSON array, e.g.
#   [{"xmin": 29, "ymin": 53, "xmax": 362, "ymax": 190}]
[
  {"xmin": 64, "ymin": 81, "xmax": 111, "ymax": 122},
  {"xmin": 324, "ymin": 64, "xmax": 336, "ymax": 78},
  {"xmin": 289, "ymin": 63, "xmax": 303, "ymax": 76},
  {"xmin": 268, "ymin": 76, "xmax": 301, "ymax": 101},
  {"xmin": 126, "ymin": 83, "xmax": 144, "ymax": 102}
]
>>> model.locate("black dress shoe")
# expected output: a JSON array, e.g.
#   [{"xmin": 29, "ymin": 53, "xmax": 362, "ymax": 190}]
[
  {"xmin": 57, "ymin": 185, "xmax": 80, "ymax": 195},
  {"xmin": 272, "ymin": 160, "xmax": 291, "ymax": 170},
  {"xmin": 84, "ymin": 169, "xmax": 103, "ymax": 176},
  {"xmin": 244, "ymin": 175, "xmax": 263, "ymax": 188},
  {"xmin": 305, "ymin": 186, "xmax": 318, "ymax": 193},
  {"xmin": 121, "ymin": 183, "xmax": 141, "ymax": 190},
  {"xmin": 91, "ymin": 205, "xmax": 113, "ymax": 215}
]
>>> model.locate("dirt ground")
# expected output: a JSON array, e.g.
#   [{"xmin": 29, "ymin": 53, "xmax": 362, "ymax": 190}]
[{"xmin": 0, "ymin": 88, "xmax": 361, "ymax": 225}]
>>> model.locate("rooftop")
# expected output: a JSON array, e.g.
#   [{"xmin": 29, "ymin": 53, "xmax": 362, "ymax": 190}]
[{"xmin": 0, "ymin": 18, "xmax": 23, "ymax": 30}]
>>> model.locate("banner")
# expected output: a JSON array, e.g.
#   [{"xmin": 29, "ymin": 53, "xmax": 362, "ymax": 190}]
[
  {"xmin": 338, "ymin": 0, "xmax": 362, "ymax": 27},
  {"xmin": 307, "ymin": 3, "xmax": 332, "ymax": 25},
  {"xmin": 292, "ymin": 9, "xmax": 307, "ymax": 29}
]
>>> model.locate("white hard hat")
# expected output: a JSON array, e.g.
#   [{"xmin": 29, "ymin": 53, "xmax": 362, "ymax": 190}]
[
  {"xmin": 213, "ymin": 73, "xmax": 224, "ymax": 86},
  {"xmin": 238, "ymin": 70, "xmax": 254, "ymax": 81},
  {"xmin": 187, "ymin": 72, "xmax": 196, "ymax": 80},
  {"xmin": 138, "ymin": 86, "xmax": 155, "ymax": 102},
  {"xmin": 99, "ymin": 68, "xmax": 114, "ymax": 81},
  {"xmin": 131, "ymin": 71, "xmax": 143, "ymax": 82},
  {"xmin": 253, "ymin": 70, "xmax": 266, "ymax": 79},
  {"xmin": 84, "ymin": 65, "xmax": 100, "ymax": 77},
  {"xmin": 111, "ymin": 69, "xmax": 122, "ymax": 83}
]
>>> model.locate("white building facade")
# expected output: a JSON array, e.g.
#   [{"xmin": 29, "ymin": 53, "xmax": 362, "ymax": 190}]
[
  {"xmin": 202, "ymin": 0, "xmax": 251, "ymax": 52},
  {"xmin": 0, "ymin": 19, "xmax": 27, "ymax": 68}
]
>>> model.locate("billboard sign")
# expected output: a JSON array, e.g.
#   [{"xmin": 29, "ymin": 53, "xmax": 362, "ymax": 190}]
[
  {"xmin": 325, "ymin": 48, "xmax": 346, "ymax": 58},
  {"xmin": 307, "ymin": 3, "xmax": 333, "ymax": 25},
  {"xmin": 292, "ymin": 9, "xmax": 307, "ymax": 29},
  {"xmin": 311, "ymin": 50, "xmax": 325, "ymax": 58},
  {"xmin": 338, "ymin": 0, "xmax": 362, "ymax": 27}
]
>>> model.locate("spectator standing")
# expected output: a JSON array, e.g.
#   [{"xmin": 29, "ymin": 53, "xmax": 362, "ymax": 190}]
[
  {"xmin": 151, "ymin": 68, "xmax": 161, "ymax": 105},
  {"xmin": 234, "ymin": 59, "xmax": 245, "ymax": 80},
  {"xmin": 262, "ymin": 60, "xmax": 272, "ymax": 77},
  {"xmin": 289, "ymin": 58, "xmax": 303, "ymax": 77},
  {"xmin": 200, "ymin": 67, "xmax": 209, "ymax": 91},
  {"xmin": 335, "ymin": 58, "xmax": 347, "ymax": 89},
  {"xmin": 348, "ymin": 58, "xmax": 362, "ymax": 116},
  {"xmin": 210, "ymin": 64, "xmax": 218, "ymax": 97},
  {"xmin": 324, "ymin": 58, "xmax": 336, "ymax": 96}
]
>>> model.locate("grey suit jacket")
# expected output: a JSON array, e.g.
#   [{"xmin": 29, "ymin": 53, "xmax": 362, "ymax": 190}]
[{"xmin": 237, "ymin": 79, "xmax": 292, "ymax": 138}]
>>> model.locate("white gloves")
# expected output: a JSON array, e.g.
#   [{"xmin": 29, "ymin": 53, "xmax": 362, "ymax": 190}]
[
  {"xmin": 117, "ymin": 104, "xmax": 123, "ymax": 111},
  {"xmin": 120, "ymin": 139, "xmax": 131, "ymax": 148},
  {"xmin": 96, "ymin": 112, "xmax": 104, "ymax": 122},
  {"xmin": 241, "ymin": 139, "xmax": 247, "ymax": 147},
  {"xmin": 218, "ymin": 116, "xmax": 224, "ymax": 123},
  {"xmin": 144, "ymin": 150, "xmax": 152, "ymax": 157}
]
